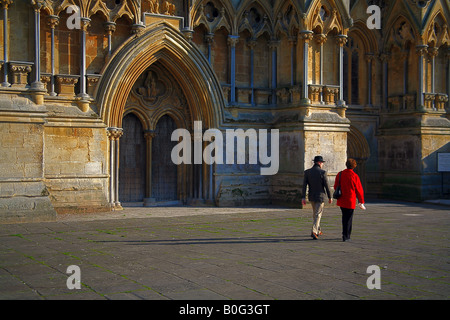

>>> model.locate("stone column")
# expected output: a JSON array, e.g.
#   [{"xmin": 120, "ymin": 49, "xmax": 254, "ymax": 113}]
[
  {"xmin": 289, "ymin": 35, "xmax": 298, "ymax": 87},
  {"xmin": 107, "ymin": 127, "xmax": 123, "ymax": 210},
  {"xmin": 402, "ymin": 50, "xmax": 409, "ymax": 98},
  {"xmin": 416, "ymin": 45, "xmax": 428, "ymax": 108},
  {"xmin": 380, "ymin": 52, "xmax": 390, "ymax": 110},
  {"xmin": 269, "ymin": 39, "xmax": 279, "ymax": 104},
  {"xmin": 300, "ymin": 30, "xmax": 313, "ymax": 104},
  {"xmin": 248, "ymin": 39, "xmax": 257, "ymax": 106},
  {"xmin": 447, "ymin": 49, "xmax": 450, "ymax": 111},
  {"xmin": 366, "ymin": 53, "xmax": 375, "ymax": 107},
  {"xmin": 47, "ymin": 15, "xmax": 59, "ymax": 96},
  {"xmin": 336, "ymin": 34, "xmax": 348, "ymax": 108},
  {"xmin": 315, "ymin": 33, "xmax": 327, "ymax": 104},
  {"xmin": 205, "ymin": 33, "xmax": 214, "ymax": 64},
  {"xmin": 143, "ymin": 130, "xmax": 156, "ymax": 206},
  {"xmin": 1, "ymin": 0, "xmax": 11, "ymax": 87},
  {"xmin": 228, "ymin": 35, "xmax": 239, "ymax": 105},
  {"xmin": 104, "ymin": 21, "xmax": 116, "ymax": 62},
  {"xmin": 208, "ymin": 161, "xmax": 214, "ymax": 202},
  {"xmin": 30, "ymin": 1, "xmax": 45, "ymax": 93},
  {"xmin": 202, "ymin": 139, "xmax": 208, "ymax": 201},
  {"xmin": 428, "ymin": 47, "xmax": 439, "ymax": 95},
  {"xmin": 79, "ymin": 17, "xmax": 91, "ymax": 100}
]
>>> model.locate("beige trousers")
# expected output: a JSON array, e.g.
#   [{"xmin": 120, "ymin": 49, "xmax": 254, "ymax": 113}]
[{"xmin": 310, "ymin": 201, "xmax": 324, "ymax": 234}]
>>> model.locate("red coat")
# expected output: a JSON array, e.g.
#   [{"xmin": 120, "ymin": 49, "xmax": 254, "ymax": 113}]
[{"xmin": 334, "ymin": 169, "xmax": 365, "ymax": 209}]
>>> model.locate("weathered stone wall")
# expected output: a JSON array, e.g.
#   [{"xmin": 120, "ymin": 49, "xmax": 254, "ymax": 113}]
[
  {"xmin": 213, "ymin": 128, "xmax": 273, "ymax": 206},
  {"xmin": 378, "ymin": 114, "xmax": 450, "ymax": 201},
  {"xmin": 378, "ymin": 134, "xmax": 423, "ymax": 200},
  {"xmin": 43, "ymin": 123, "xmax": 109, "ymax": 214},
  {"xmin": 271, "ymin": 129, "xmax": 305, "ymax": 207},
  {"xmin": 0, "ymin": 96, "xmax": 56, "ymax": 223}
]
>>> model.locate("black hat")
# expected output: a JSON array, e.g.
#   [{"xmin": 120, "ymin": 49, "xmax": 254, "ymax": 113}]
[{"xmin": 313, "ymin": 156, "xmax": 325, "ymax": 163}]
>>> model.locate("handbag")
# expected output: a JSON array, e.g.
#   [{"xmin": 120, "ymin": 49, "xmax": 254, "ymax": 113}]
[{"xmin": 333, "ymin": 171, "xmax": 342, "ymax": 199}]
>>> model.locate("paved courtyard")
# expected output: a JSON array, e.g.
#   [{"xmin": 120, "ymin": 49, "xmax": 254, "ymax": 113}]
[{"xmin": 0, "ymin": 201, "xmax": 449, "ymax": 301}]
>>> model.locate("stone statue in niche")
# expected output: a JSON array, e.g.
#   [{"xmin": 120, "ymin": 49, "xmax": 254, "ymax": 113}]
[
  {"xmin": 161, "ymin": 1, "xmax": 176, "ymax": 15},
  {"xmin": 147, "ymin": 0, "xmax": 176, "ymax": 16},
  {"xmin": 148, "ymin": 0, "xmax": 160, "ymax": 13}
]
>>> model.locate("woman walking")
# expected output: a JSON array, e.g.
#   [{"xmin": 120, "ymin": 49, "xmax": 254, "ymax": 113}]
[{"xmin": 334, "ymin": 158, "xmax": 366, "ymax": 242}]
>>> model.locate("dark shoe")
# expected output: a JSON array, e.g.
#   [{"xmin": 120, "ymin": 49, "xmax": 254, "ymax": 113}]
[{"xmin": 311, "ymin": 232, "xmax": 318, "ymax": 240}]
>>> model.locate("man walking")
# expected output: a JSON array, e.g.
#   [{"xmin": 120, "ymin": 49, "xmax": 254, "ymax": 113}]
[{"xmin": 302, "ymin": 156, "xmax": 332, "ymax": 240}]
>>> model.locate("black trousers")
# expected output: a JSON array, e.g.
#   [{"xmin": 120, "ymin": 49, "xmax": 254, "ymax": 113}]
[{"xmin": 340, "ymin": 207, "xmax": 354, "ymax": 240}]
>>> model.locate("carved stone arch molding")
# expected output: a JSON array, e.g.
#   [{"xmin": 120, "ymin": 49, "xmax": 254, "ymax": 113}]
[
  {"xmin": 424, "ymin": 11, "xmax": 449, "ymax": 48},
  {"xmin": 42, "ymin": 0, "xmax": 137, "ymax": 23},
  {"xmin": 273, "ymin": 1, "xmax": 300, "ymax": 38},
  {"xmin": 382, "ymin": 6, "xmax": 419, "ymax": 52},
  {"xmin": 347, "ymin": 125, "xmax": 371, "ymax": 190},
  {"xmin": 192, "ymin": 0, "xmax": 234, "ymax": 34},
  {"xmin": 96, "ymin": 22, "xmax": 225, "ymax": 129},
  {"xmin": 237, "ymin": 1, "xmax": 274, "ymax": 39},
  {"xmin": 126, "ymin": 63, "xmax": 192, "ymax": 131},
  {"xmin": 122, "ymin": 107, "xmax": 150, "ymax": 131},
  {"xmin": 306, "ymin": 0, "xmax": 351, "ymax": 35}
]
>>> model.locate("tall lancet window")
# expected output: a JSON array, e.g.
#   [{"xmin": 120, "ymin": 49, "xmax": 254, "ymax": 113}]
[{"xmin": 343, "ymin": 36, "xmax": 361, "ymax": 105}]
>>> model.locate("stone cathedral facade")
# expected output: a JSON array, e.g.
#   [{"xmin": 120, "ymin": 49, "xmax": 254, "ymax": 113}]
[{"xmin": 0, "ymin": 0, "xmax": 449, "ymax": 223}]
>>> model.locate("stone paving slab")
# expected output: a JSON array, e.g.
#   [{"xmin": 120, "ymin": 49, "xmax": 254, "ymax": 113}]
[{"xmin": 0, "ymin": 201, "xmax": 449, "ymax": 302}]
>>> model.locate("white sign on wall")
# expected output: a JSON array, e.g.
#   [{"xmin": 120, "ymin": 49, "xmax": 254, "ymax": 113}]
[{"xmin": 437, "ymin": 153, "xmax": 450, "ymax": 172}]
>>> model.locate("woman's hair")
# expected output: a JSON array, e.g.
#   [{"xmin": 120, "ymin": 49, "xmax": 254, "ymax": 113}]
[{"xmin": 346, "ymin": 158, "xmax": 358, "ymax": 169}]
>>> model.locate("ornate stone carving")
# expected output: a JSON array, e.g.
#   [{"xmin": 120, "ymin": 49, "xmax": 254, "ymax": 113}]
[
  {"xmin": 289, "ymin": 86, "xmax": 302, "ymax": 103},
  {"xmin": 137, "ymin": 71, "xmax": 165, "ymax": 102},
  {"xmin": 435, "ymin": 94, "xmax": 449, "ymax": 111},
  {"xmin": 9, "ymin": 62, "xmax": 32, "ymax": 88},
  {"xmin": 323, "ymin": 86, "xmax": 339, "ymax": 105},
  {"xmin": 40, "ymin": 73, "xmax": 52, "ymax": 93},
  {"xmin": 55, "ymin": 75, "xmax": 79, "ymax": 97},
  {"xmin": 336, "ymin": 34, "xmax": 348, "ymax": 47},
  {"xmin": 308, "ymin": 85, "xmax": 323, "ymax": 104},
  {"xmin": 107, "ymin": 127, "xmax": 123, "ymax": 140},
  {"xmin": 194, "ymin": 2, "xmax": 231, "ymax": 34},
  {"xmin": 276, "ymin": 88, "xmax": 290, "ymax": 104},
  {"xmin": 146, "ymin": 0, "xmax": 176, "ymax": 15},
  {"xmin": 314, "ymin": 33, "xmax": 327, "ymax": 45},
  {"xmin": 86, "ymin": 74, "xmax": 101, "ymax": 97},
  {"xmin": 423, "ymin": 93, "xmax": 436, "ymax": 110},
  {"xmin": 410, "ymin": 0, "xmax": 431, "ymax": 8},
  {"xmin": 144, "ymin": 130, "xmax": 157, "ymax": 140},
  {"xmin": 47, "ymin": 15, "xmax": 59, "ymax": 29},
  {"xmin": 0, "ymin": 0, "xmax": 13, "ymax": 9}
]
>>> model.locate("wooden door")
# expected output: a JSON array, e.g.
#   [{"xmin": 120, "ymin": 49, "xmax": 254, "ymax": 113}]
[
  {"xmin": 152, "ymin": 115, "xmax": 178, "ymax": 201},
  {"xmin": 119, "ymin": 113, "xmax": 146, "ymax": 202}
]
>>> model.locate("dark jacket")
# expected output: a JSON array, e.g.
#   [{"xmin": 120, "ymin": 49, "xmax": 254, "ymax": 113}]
[{"xmin": 302, "ymin": 164, "xmax": 332, "ymax": 202}]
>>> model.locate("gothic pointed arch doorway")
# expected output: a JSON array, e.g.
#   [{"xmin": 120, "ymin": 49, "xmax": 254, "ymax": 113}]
[
  {"xmin": 97, "ymin": 23, "xmax": 225, "ymax": 209},
  {"xmin": 118, "ymin": 62, "xmax": 192, "ymax": 206}
]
